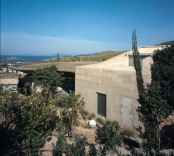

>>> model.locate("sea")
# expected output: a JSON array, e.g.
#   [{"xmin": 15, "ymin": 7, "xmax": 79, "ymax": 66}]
[{"xmin": 1, "ymin": 55, "xmax": 56, "ymax": 64}]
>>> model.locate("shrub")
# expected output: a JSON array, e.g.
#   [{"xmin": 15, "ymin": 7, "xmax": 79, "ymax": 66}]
[
  {"xmin": 53, "ymin": 134, "xmax": 87, "ymax": 156},
  {"xmin": 0, "ymin": 92, "xmax": 57, "ymax": 156},
  {"xmin": 57, "ymin": 91, "xmax": 85, "ymax": 136},
  {"xmin": 97, "ymin": 145, "xmax": 109, "ymax": 156},
  {"xmin": 66, "ymin": 134, "xmax": 87, "ymax": 156},
  {"xmin": 96, "ymin": 117, "xmax": 105, "ymax": 125},
  {"xmin": 80, "ymin": 109, "xmax": 89, "ymax": 117},
  {"xmin": 87, "ymin": 113, "xmax": 96, "ymax": 120},
  {"xmin": 52, "ymin": 134, "xmax": 68, "ymax": 156},
  {"xmin": 96, "ymin": 120, "xmax": 122, "ymax": 152}
]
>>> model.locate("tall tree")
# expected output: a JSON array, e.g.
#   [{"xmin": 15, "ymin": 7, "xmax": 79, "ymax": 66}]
[
  {"xmin": 132, "ymin": 31, "xmax": 170, "ymax": 155},
  {"xmin": 132, "ymin": 30, "xmax": 145, "ymax": 105},
  {"xmin": 151, "ymin": 44, "xmax": 174, "ymax": 109}
]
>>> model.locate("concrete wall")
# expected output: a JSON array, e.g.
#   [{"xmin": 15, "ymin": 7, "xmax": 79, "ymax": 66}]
[
  {"xmin": 75, "ymin": 66, "xmax": 143, "ymax": 129},
  {"xmin": 75, "ymin": 46, "xmax": 163, "ymax": 130}
]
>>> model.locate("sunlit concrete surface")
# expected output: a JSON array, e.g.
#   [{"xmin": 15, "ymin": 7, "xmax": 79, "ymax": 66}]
[{"xmin": 75, "ymin": 45, "xmax": 165, "ymax": 130}]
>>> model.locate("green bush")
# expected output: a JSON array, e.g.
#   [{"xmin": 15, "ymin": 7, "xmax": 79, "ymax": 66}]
[
  {"xmin": 87, "ymin": 113, "xmax": 96, "ymax": 120},
  {"xmin": 97, "ymin": 145, "xmax": 109, "ymax": 156},
  {"xmin": 0, "ymin": 92, "xmax": 57, "ymax": 156},
  {"xmin": 52, "ymin": 134, "xmax": 68, "ymax": 156},
  {"xmin": 159, "ymin": 151, "xmax": 174, "ymax": 156},
  {"xmin": 80, "ymin": 109, "xmax": 89, "ymax": 117},
  {"xmin": 96, "ymin": 120, "xmax": 122, "ymax": 151},
  {"xmin": 67, "ymin": 134, "xmax": 87, "ymax": 156},
  {"xmin": 53, "ymin": 134, "xmax": 87, "ymax": 156},
  {"xmin": 57, "ymin": 91, "xmax": 85, "ymax": 136},
  {"xmin": 96, "ymin": 117, "xmax": 105, "ymax": 125},
  {"xmin": 151, "ymin": 44, "xmax": 174, "ymax": 109}
]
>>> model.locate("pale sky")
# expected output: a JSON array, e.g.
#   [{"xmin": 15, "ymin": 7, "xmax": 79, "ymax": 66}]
[{"xmin": 1, "ymin": 0, "xmax": 174, "ymax": 55}]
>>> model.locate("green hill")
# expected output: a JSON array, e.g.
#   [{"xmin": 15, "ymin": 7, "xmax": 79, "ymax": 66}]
[
  {"xmin": 41, "ymin": 50, "xmax": 127, "ymax": 63},
  {"xmin": 156, "ymin": 40, "xmax": 174, "ymax": 46}
]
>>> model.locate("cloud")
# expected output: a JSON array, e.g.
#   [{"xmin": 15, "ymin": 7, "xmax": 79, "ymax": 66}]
[{"xmin": 1, "ymin": 32, "xmax": 129, "ymax": 55}]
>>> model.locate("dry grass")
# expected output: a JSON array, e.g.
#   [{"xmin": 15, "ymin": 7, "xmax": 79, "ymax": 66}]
[{"xmin": 40, "ymin": 50, "xmax": 127, "ymax": 63}]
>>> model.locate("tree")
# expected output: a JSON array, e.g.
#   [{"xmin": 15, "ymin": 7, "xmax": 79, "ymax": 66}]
[
  {"xmin": 52, "ymin": 134, "xmax": 87, "ymax": 156},
  {"xmin": 132, "ymin": 31, "xmax": 170, "ymax": 155},
  {"xmin": 66, "ymin": 134, "xmax": 87, "ymax": 156},
  {"xmin": 96, "ymin": 120, "xmax": 122, "ymax": 154},
  {"xmin": 52, "ymin": 134, "xmax": 68, "ymax": 156},
  {"xmin": 137, "ymin": 83, "xmax": 170, "ymax": 155},
  {"xmin": 0, "ymin": 92, "xmax": 58, "ymax": 155},
  {"xmin": 32, "ymin": 65, "xmax": 64, "ymax": 100},
  {"xmin": 151, "ymin": 44, "xmax": 174, "ymax": 109},
  {"xmin": 33, "ymin": 65, "xmax": 63, "ymax": 88},
  {"xmin": 132, "ymin": 30, "xmax": 145, "ymax": 105},
  {"xmin": 18, "ymin": 75, "xmax": 33, "ymax": 95},
  {"xmin": 56, "ymin": 91, "xmax": 85, "ymax": 136}
]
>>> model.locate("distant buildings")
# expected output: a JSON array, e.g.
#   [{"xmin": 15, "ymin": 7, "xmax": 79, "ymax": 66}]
[{"xmin": 0, "ymin": 64, "xmax": 17, "ymax": 74}]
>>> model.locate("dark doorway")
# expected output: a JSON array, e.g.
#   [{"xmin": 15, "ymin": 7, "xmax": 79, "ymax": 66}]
[{"xmin": 61, "ymin": 72, "xmax": 75, "ymax": 93}]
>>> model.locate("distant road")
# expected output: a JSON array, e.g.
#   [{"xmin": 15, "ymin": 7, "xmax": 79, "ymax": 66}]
[{"xmin": 10, "ymin": 62, "xmax": 96, "ymax": 73}]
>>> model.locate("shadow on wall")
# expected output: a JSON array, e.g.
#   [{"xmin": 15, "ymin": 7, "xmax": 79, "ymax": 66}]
[
  {"xmin": 18, "ymin": 74, "xmax": 33, "ymax": 95},
  {"xmin": 17, "ymin": 72, "xmax": 75, "ymax": 95},
  {"xmin": 61, "ymin": 72, "xmax": 75, "ymax": 93}
]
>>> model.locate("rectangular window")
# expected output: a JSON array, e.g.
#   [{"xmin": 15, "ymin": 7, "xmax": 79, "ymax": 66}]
[{"xmin": 97, "ymin": 93, "xmax": 106, "ymax": 117}]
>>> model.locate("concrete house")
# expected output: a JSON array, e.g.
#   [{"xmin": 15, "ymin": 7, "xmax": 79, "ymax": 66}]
[
  {"xmin": 10, "ymin": 45, "xmax": 166, "ymax": 130},
  {"xmin": 75, "ymin": 45, "xmax": 165, "ymax": 129}
]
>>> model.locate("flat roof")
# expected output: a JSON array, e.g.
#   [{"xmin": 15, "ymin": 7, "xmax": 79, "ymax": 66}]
[
  {"xmin": 127, "ymin": 45, "xmax": 166, "ymax": 55},
  {"xmin": 10, "ymin": 62, "xmax": 95, "ymax": 73}
]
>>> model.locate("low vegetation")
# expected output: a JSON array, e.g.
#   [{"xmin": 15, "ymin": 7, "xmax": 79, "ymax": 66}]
[
  {"xmin": 0, "ymin": 92, "xmax": 58, "ymax": 156},
  {"xmin": 39, "ymin": 50, "xmax": 126, "ymax": 63},
  {"xmin": 53, "ymin": 134, "xmax": 87, "ymax": 156},
  {"xmin": 96, "ymin": 120, "xmax": 122, "ymax": 155},
  {"xmin": 0, "ymin": 65, "xmax": 122, "ymax": 156}
]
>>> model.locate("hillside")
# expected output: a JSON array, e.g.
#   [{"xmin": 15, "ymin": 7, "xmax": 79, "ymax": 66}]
[
  {"xmin": 156, "ymin": 40, "xmax": 174, "ymax": 46},
  {"xmin": 41, "ymin": 50, "xmax": 127, "ymax": 63}
]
